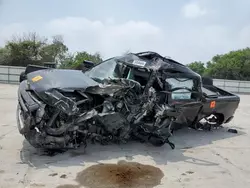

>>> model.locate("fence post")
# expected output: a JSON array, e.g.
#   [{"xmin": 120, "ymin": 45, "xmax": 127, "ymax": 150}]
[
  {"xmin": 7, "ymin": 67, "xmax": 10, "ymax": 84},
  {"xmin": 238, "ymin": 81, "xmax": 240, "ymax": 93}
]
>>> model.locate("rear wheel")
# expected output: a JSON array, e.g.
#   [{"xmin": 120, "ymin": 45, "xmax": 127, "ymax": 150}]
[{"xmin": 196, "ymin": 113, "xmax": 224, "ymax": 130}]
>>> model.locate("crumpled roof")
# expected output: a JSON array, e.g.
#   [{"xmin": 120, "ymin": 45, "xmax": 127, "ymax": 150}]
[{"xmin": 114, "ymin": 51, "xmax": 196, "ymax": 74}]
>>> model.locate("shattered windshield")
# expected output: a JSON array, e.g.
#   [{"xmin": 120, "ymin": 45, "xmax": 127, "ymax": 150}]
[
  {"xmin": 84, "ymin": 57, "xmax": 150, "ymax": 85},
  {"xmin": 166, "ymin": 77, "xmax": 194, "ymax": 99},
  {"xmin": 84, "ymin": 58, "xmax": 118, "ymax": 80}
]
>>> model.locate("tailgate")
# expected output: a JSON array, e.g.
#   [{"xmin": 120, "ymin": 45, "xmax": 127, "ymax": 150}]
[{"xmin": 202, "ymin": 86, "xmax": 240, "ymax": 123}]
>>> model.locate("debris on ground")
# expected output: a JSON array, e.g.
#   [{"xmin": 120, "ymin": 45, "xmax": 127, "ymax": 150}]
[
  {"xmin": 49, "ymin": 173, "xmax": 58, "ymax": 177},
  {"xmin": 228, "ymin": 128, "xmax": 238, "ymax": 134},
  {"xmin": 60, "ymin": 174, "xmax": 67, "ymax": 179}
]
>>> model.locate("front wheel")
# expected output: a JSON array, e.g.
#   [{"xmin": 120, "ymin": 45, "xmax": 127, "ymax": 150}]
[
  {"xmin": 16, "ymin": 104, "xmax": 24, "ymax": 134},
  {"xmin": 195, "ymin": 113, "xmax": 224, "ymax": 130}
]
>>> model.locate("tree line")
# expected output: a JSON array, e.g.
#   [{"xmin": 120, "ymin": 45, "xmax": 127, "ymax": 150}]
[
  {"xmin": 0, "ymin": 32, "xmax": 249, "ymax": 80},
  {"xmin": 187, "ymin": 47, "xmax": 250, "ymax": 80},
  {"xmin": 0, "ymin": 32, "xmax": 103, "ymax": 69}
]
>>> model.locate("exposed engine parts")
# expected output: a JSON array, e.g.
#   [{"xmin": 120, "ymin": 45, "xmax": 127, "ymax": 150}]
[{"xmin": 17, "ymin": 78, "xmax": 180, "ymax": 150}]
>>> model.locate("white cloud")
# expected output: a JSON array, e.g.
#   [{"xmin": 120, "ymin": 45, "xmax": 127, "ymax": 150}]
[
  {"xmin": 0, "ymin": 17, "xmax": 250, "ymax": 65},
  {"xmin": 0, "ymin": 23, "xmax": 27, "ymax": 45},
  {"xmin": 44, "ymin": 17, "xmax": 165, "ymax": 59},
  {"xmin": 182, "ymin": 2, "xmax": 207, "ymax": 19},
  {"xmin": 239, "ymin": 25, "xmax": 250, "ymax": 47}
]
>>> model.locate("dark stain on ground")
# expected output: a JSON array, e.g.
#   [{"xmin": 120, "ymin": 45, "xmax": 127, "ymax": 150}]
[
  {"xmin": 0, "ymin": 170, "xmax": 5, "ymax": 174},
  {"xmin": 30, "ymin": 183, "xmax": 46, "ymax": 187},
  {"xmin": 42, "ymin": 149, "xmax": 67, "ymax": 157},
  {"xmin": 60, "ymin": 174, "xmax": 67, "ymax": 179},
  {"xmin": 182, "ymin": 146, "xmax": 193, "ymax": 149},
  {"xmin": 70, "ymin": 151, "xmax": 86, "ymax": 157},
  {"xmin": 186, "ymin": 171, "xmax": 194, "ymax": 174},
  {"xmin": 1, "ymin": 124, "xmax": 9, "ymax": 127},
  {"xmin": 56, "ymin": 160, "xmax": 164, "ymax": 188},
  {"xmin": 76, "ymin": 160, "xmax": 164, "ymax": 188}
]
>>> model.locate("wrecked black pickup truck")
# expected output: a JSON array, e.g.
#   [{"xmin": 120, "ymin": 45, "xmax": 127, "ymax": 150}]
[{"xmin": 16, "ymin": 51, "xmax": 240, "ymax": 150}]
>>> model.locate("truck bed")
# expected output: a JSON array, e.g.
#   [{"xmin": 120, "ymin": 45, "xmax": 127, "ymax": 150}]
[
  {"xmin": 201, "ymin": 84, "xmax": 240, "ymax": 124},
  {"xmin": 202, "ymin": 85, "xmax": 238, "ymax": 98}
]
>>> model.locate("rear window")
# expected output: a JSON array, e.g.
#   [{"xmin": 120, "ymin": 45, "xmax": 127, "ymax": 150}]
[{"xmin": 166, "ymin": 77, "xmax": 194, "ymax": 99}]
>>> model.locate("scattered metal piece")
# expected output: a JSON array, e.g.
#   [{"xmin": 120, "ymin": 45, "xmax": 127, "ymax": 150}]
[
  {"xmin": 228, "ymin": 128, "xmax": 238, "ymax": 134},
  {"xmin": 49, "ymin": 173, "xmax": 58, "ymax": 177}
]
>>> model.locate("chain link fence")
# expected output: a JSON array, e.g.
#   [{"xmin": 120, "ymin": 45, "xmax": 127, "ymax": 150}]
[{"xmin": 1, "ymin": 65, "xmax": 250, "ymax": 94}]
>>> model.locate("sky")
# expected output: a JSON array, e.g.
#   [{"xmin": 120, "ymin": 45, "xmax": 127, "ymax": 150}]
[{"xmin": 0, "ymin": 0, "xmax": 250, "ymax": 64}]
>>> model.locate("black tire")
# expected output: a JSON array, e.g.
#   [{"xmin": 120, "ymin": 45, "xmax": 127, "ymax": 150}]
[
  {"xmin": 19, "ymin": 71, "xmax": 27, "ymax": 83},
  {"xmin": 202, "ymin": 77, "xmax": 213, "ymax": 86},
  {"xmin": 16, "ymin": 104, "xmax": 23, "ymax": 134}
]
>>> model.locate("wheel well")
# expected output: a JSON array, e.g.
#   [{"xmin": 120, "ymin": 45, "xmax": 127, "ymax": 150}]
[{"xmin": 213, "ymin": 113, "xmax": 225, "ymax": 124}]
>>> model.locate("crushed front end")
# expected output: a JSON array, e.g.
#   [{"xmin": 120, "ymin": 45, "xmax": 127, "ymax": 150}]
[{"xmin": 17, "ymin": 79, "xmax": 180, "ymax": 150}]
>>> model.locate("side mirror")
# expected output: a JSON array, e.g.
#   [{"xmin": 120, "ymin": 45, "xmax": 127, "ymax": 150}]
[
  {"xmin": 82, "ymin": 60, "xmax": 95, "ymax": 68},
  {"xmin": 81, "ymin": 60, "xmax": 95, "ymax": 72}
]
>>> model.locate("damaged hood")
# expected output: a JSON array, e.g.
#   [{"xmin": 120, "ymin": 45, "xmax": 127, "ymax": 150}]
[
  {"xmin": 26, "ymin": 69, "xmax": 141, "ymax": 115},
  {"xmin": 27, "ymin": 69, "xmax": 99, "ymax": 92}
]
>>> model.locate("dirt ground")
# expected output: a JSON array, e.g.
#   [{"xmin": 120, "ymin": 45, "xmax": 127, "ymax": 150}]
[{"xmin": 0, "ymin": 83, "xmax": 250, "ymax": 188}]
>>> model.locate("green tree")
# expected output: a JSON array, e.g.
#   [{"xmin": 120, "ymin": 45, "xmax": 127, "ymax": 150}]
[
  {"xmin": 1, "ymin": 32, "xmax": 69, "ymax": 67},
  {"xmin": 187, "ymin": 61, "xmax": 206, "ymax": 75},
  {"xmin": 204, "ymin": 48, "xmax": 250, "ymax": 80},
  {"xmin": 2, "ymin": 30, "xmax": 250, "ymax": 81},
  {"xmin": 187, "ymin": 47, "xmax": 250, "ymax": 80},
  {"xmin": 5, "ymin": 32, "xmax": 46, "ymax": 66},
  {"xmin": 60, "ymin": 51, "xmax": 103, "ymax": 70},
  {"xmin": 58, "ymin": 52, "xmax": 75, "ymax": 69},
  {"xmin": 40, "ymin": 35, "xmax": 68, "ymax": 64},
  {"xmin": 0, "ymin": 47, "xmax": 10, "ymax": 65}
]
